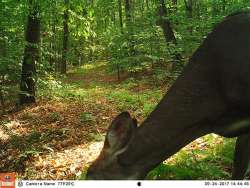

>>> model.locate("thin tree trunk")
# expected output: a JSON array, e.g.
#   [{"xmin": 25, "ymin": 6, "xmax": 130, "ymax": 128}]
[
  {"xmin": 145, "ymin": 0, "xmax": 149, "ymax": 9},
  {"xmin": 125, "ymin": 0, "xmax": 133, "ymax": 53},
  {"xmin": 118, "ymin": 0, "xmax": 123, "ymax": 33},
  {"xmin": 172, "ymin": 0, "xmax": 177, "ymax": 5},
  {"xmin": 212, "ymin": 1, "xmax": 218, "ymax": 16},
  {"xmin": 78, "ymin": 37, "xmax": 84, "ymax": 66},
  {"xmin": 171, "ymin": 0, "xmax": 177, "ymax": 13},
  {"xmin": 0, "ymin": 89, "xmax": 4, "ymax": 113},
  {"xmin": 0, "ymin": 75, "xmax": 5, "ymax": 114},
  {"xmin": 158, "ymin": 0, "xmax": 176, "ymax": 44},
  {"xmin": 125, "ymin": 0, "xmax": 131, "ymax": 29},
  {"xmin": 184, "ymin": 0, "xmax": 193, "ymax": 33},
  {"xmin": 141, "ymin": 0, "xmax": 144, "ymax": 14},
  {"xmin": 89, "ymin": 37, "xmax": 93, "ymax": 62},
  {"xmin": 19, "ymin": 0, "xmax": 40, "ymax": 105},
  {"xmin": 117, "ymin": 0, "xmax": 124, "ymax": 81},
  {"xmin": 222, "ymin": 0, "xmax": 226, "ymax": 13},
  {"xmin": 0, "ymin": 36, "xmax": 6, "ymax": 113},
  {"xmin": 50, "ymin": 0, "xmax": 57, "ymax": 71},
  {"xmin": 157, "ymin": 0, "xmax": 182, "ymax": 72},
  {"xmin": 184, "ymin": 0, "xmax": 193, "ymax": 18},
  {"xmin": 112, "ymin": 9, "xmax": 116, "ymax": 25},
  {"xmin": 125, "ymin": 0, "xmax": 138, "ymax": 76},
  {"xmin": 61, "ymin": 0, "xmax": 69, "ymax": 74},
  {"xmin": 52, "ymin": 18, "xmax": 58, "ymax": 71},
  {"xmin": 49, "ymin": 19, "xmax": 53, "ymax": 70}
]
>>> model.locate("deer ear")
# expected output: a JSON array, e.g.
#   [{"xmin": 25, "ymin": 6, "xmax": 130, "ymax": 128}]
[{"xmin": 106, "ymin": 112, "xmax": 137, "ymax": 151}]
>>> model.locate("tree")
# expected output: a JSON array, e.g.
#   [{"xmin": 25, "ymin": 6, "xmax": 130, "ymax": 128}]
[
  {"xmin": 184, "ymin": 0, "xmax": 193, "ymax": 19},
  {"xmin": 157, "ymin": 0, "xmax": 182, "ymax": 72},
  {"xmin": 125, "ymin": 0, "xmax": 135, "ymax": 56},
  {"xmin": 171, "ymin": 0, "xmax": 177, "ymax": 12},
  {"xmin": 49, "ymin": 0, "xmax": 58, "ymax": 71},
  {"xmin": 116, "ymin": 0, "xmax": 124, "ymax": 80},
  {"xmin": 184, "ymin": 0, "xmax": 193, "ymax": 33},
  {"xmin": 222, "ymin": 0, "xmax": 226, "ymax": 12},
  {"xmin": 61, "ymin": 0, "xmax": 69, "ymax": 74},
  {"xmin": 118, "ymin": 0, "xmax": 123, "ymax": 33},
  {"xmin": 157, "ymin": 0, "xmax": 176, "ymax": 44},
  {"xmin": 19, "ymin": 0, "xmax": 40, "ymax": 105}
]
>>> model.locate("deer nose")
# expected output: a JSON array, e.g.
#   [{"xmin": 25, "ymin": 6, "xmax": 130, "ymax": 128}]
[
  {"xmin": 86, "ymin": 174, "xmax": 96, "ymax": 180},
  {"xmin": 86, "ymin": 176, "xmax": 94, "ymax": 180},
  {"xmin": 86, "ymin": 170, "xmax": 99, "ymax": 180}
]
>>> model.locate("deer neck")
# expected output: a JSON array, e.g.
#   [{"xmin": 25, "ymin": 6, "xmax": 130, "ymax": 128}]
[{"xmin": 118, "ymin": 60, "xmax": 226, "ymax": 175}]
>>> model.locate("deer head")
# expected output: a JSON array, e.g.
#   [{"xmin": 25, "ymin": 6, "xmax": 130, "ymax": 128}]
[{"xmin": 86, "ymin": 112, "xmax": 144, "ymax": 180}]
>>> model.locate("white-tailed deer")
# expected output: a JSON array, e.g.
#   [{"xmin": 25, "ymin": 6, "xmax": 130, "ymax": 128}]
[{"xmin": 86, "ymin": 11, "xmax": 250, "ymax": 180}]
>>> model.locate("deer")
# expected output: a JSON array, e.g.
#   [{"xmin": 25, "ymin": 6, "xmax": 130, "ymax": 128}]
[{"xmin": 86, "ymin": 11, "xmax": 250, "ymax": 180}]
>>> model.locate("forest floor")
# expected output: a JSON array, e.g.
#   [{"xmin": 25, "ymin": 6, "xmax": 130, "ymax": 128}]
[{"xmin": 0, "ymin": 62, "xmax": 236, "ymax": 180}]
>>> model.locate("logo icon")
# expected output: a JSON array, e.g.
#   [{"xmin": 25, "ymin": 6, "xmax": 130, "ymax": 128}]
[
  {"xmin": 17, "ymin": 181, "xmax": 23, "ymax": 187},
  {"xmin": 0, "ymin": 173, "xmax": 16, "ymax": 188}
]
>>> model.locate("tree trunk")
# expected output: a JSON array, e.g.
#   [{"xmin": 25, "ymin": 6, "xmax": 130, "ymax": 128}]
[
  {"xmin": 171, "ymin": 0, "xmax": 177, "ymax": 12},
  {"xmin": 141, "ymin": 0, "xmax": 144, "ymax": 14},
  {"xmin": 184, "ymin": 0, "xmax": 193, "ymax": 34},
  {"xmin": 0, "ymin": 88, "xmax": 4, "ymax": 114},
  {"xmin": 172, "ymin": 0, "xmax": 177, "ymax": 5},
  {"xmin": 157, "ymin": 0, "xmax": 176, "ymax": 44},
  {"xmin": 212, "ymin": 1, "xmax": 219, "ymax": 16},
  {"xmin": 0, "ymin": 75, "xmax": 5, "ymax": 114},
  {"xmin": 61, "ymin": 0, "xmax": 69, "ymax": 74},
  {"xmin": 157, "ymin": 0, "xmax": 183, "ymax": 72},
  {"xmin": 125, "ymin": 0, "xmax": 131, "ymax": 30},
  {"xmin": 222, "ymin": 0, "xmax": 226, "ymax": 13},
  {"xmin": 0, "ymin": 36, "xmax": 6, "ymax": 113},
  {"xmin": 125, "ymin": 0, "xmax": 135, "ymax": 56},
  {"xmin": 145, "ymin": 0, "xmax": 149, "ymax": 9},
  {"xmin": 125, "ymin": 0, "xmax": 132, "ymax": 35},
  {"xmin": 19, "ymin": 0, "xmax": 40, "ymax": 105},
  {"xmin": 117, "ymin": 0, "xmax": 124, "ymax": 81},
  {"xmin": 184, "ymin": 0, "xmax": 193, "ymax": 18},
  {"xmin": 118, "ymin": 0, "xmax": 123, "ymax": 33},
  {"xmin": 125, "ymin": 0, "xmax": 138, "ymax": 75},
  {"xmin": 50, "ymin": 0, "xmax": 57, "ymax": 72}
]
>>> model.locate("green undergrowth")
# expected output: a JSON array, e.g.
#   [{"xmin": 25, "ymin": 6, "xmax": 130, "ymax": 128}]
[
  {"xmin": 37, "ymin": 63, "xmax": 165, "ymax": 118},
  {"xmin": 147, "ymin": 135, "xmax": 236, "ymax": 180}
]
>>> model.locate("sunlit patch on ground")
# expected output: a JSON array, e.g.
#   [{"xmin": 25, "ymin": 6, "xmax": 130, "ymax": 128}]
[
  {"xmin": 0, "ymin": 120, "xmax": 26, "ymax": 140},
  {"xmin": 164, "ymin": 134, "xmax": 224, "ymax": 164},
  {"xmin": 0, "ymin": 99, "xmax": 112, "ymax": 179},
  {"xmin": 26, "ymin": 142, "xmax": 103, "ymax": 179}
]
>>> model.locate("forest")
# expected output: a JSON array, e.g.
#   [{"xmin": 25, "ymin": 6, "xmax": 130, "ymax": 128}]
[{"xmin": 1, "ymin": 0, "xmax": 250, "ymax": 180}]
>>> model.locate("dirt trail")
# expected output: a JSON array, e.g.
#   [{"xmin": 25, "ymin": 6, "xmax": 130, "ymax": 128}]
[{"xmin": 66, "ymin": 62, "xmax": 120, "ymax": 87}]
